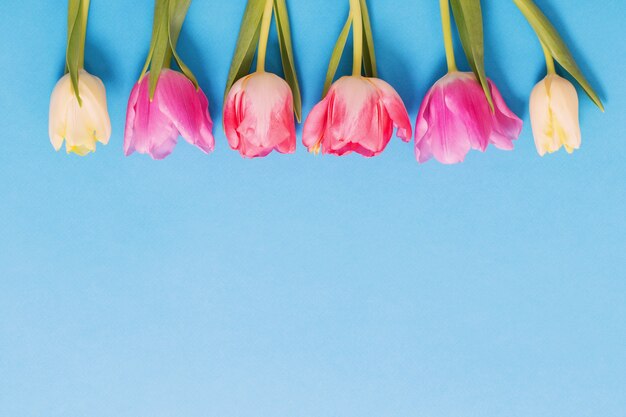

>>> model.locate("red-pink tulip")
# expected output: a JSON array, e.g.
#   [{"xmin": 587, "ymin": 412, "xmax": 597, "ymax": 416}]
[
  {"xmin": 415, "ymin": 72, "xmax": 522, "ymax": 164},
  {"xmin": 224, "ymin": 72, "xmax": 296, "ymax": 158},
  {"xmin": 303, "ymin": 76, "xmax": 412, "ymax": 157},
  {"xmin": 124, "ymin": 69, "xmax": 214, "ymax": 160}
]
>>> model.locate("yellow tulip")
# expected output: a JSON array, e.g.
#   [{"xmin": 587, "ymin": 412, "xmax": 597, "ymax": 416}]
[
  {"xmin": 529, "ymin": 74, "xmax": 581, "ymax": 156},
  {"xmin": 49, "ymin": 70, "xmax": 111, "ymax": 156}
]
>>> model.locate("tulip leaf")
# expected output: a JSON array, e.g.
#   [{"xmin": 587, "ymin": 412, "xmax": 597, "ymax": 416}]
[
  {"xmin": 274, "ymin": 0, "xmax": 302, "ymax": 122},
  {"xmin": 323, "ymin": 13, "xmax": 352, "ymax": 97},
  {"xmin": 224, "ymin": 0, "xmax": 266, "ymax": 102},
  {"xmin": 449, "ymin": 0, "xmax": 493, "ymax": 110},
  {"xmin": 513, "ymin": 0, "xmax": 604, "ymax": 111},
  {"xmin": 148, "ymin": 0, "xmax": 172, "ymax": 99},
  {"xmin": 168, "ymin": 0, "xmax": 199, "ymax": 89},
  {"xmin": 66, "ymin": 0, "xmax": 90, "ymax": 105},
  {"xmin": 359, "ymin": 0, "xmax": 377, "ymax": 78}
]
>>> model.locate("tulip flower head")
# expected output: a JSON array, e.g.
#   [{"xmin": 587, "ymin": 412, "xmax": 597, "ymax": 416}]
[
  {"xmin": 529, "ymin": 74, "xmax": 581, "ymax": 156},
  {"xmin": 223, "ymin": 0, "xmax": 301, "ymax": 158},
  {"xmin": 303, "ymin": 0, "xmax": 411, "ymax": 157},
  {"xmin": 415, "ymin": 72, "xmax": 522, "ymax": 164},
  {"xmin": 124, "ymin": 70, "xmax": 214, "ymax": 160},
  {"xmin": 50, "ymin": 0, "xmax": 110, "ymax": 156},
  {"xmin": 515, "ymin": 0, "xmax": 603, "ymax": 158},
  {"xmin": 224, "ymin": 72, "xmax": 296, "ymax": 158},
  {"xmin": 303, "ymin": 76, "xmax": 412, "ymax": 156},
  {"xmin": 49, "ymin": 70, "xmax": 111, "ymax": 156}
]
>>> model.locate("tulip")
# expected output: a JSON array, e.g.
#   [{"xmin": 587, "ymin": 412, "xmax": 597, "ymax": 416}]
[
  {"xmin": 529, "ymin": 74, "xmax": 581, "ymax": 156},
  {"xmin": 49, "ymin": 70, "xmax": 111, "ymax": 156},
  {"xmin": 224, "ymin": 72, "xmax": 296, "ymax": 158},
  {"xmin": 303, "ymin": 76, "xmax": 412, "ymax": 157},
  {"xmin": 124, "ymin": 69, "xmax": 214, "ymax": 160},
  {"xmin": 415, "ymin": 72, "xmax": 523, "ymax": 164}
]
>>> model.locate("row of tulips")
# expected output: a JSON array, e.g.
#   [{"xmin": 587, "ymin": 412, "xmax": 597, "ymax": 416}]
[{"xmin": 50, "ymin": 0, "xmax": 602, "ymax": 164}]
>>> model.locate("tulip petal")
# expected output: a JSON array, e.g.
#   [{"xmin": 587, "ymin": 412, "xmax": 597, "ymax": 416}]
[
  {"xmin": 428, "ymin": 86, "xmax": 472, "ymax": 164},
  {"xmin": 77, "ymin": 70, "xmax": 112, "ymax": 145},
  {"xmin": 303, "ymin": 76, "xmax": 407, "ymax": 157},
  {"xmin": 49, "ymin": 71, "xmax": 111, "ymax": 155},
  {"xmin": 488, "ymin": 79, "xmax": 523, "ymax": 150},
  {"xmin": 367, "ymin": 78, "xmax": 413, "ymax": 142},
  {"xmin": 445, "ymin": 74, "xmax": 492, "ymax": 152},
  {"xmin": 224, "ymin": 73, "xmax": 296, "ymax": 158},
  {"xmin": 223, "ymin": 75, "xmax": 248, "ymax": 151},
  {"xmin": 49, "ymin": 75, "xmax": 72, "ymax": 151},
  {"xmin": 414, "ymin": 72, "xmax": 522, "ymax": 164},
  {"xmin": 302, "ymin": 96, "xmax": 330, "ymax": 151},
  {"xmin": 414, "ymin": 87, "xmax": 435, "ymax": 163},
  {"xmin": 530, "ymin": 75, "xmax": 580, "ymax": 156},
  {"xmin": 156, "ymin": 70, "xmax": 215, "ymax": 154},
  {"xmin": 124, "ymin": 75, "xmax": 180, "ymax": 160},
  {"xmin": 548, "ymin": 75, "xmax": 581, "ymax": 153}
]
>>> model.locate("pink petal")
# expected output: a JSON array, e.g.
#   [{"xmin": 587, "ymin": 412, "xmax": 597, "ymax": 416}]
[
  {"xmin": 156, "ymin": 70, "xmax": 215, "ymax": 154},
  {"xmin": 302, "ymin": 96, "xmax": 331, "ymax": 150},
  {"xmin": 414, "ymin": 87, "xmax": 435, "ymax": 163},
  {"xmin": 124, "ymin": 75, "xmax": 179, "ymax": 160},
  {"xmin": 444, "ymin": 74, "xmax": 492, "ymax": 152},
  {"xmin": 223, "ymin": 75, "xmax": 248, "ymax": 151},
  {"xmin": 321, "ymin": 77, "xmax": 391, "ymax": 157},
  {"xmin": 224, "ymin": 73, "xmax": 295, "ymax": 158},
  {"xmin": 367, "ymin": 78, "xmax": 413, "ymax": 142},
  {"xmin": 488, "ymin": 79, "xmax": 523, "ymax": 150},
  {"xmin": 426, "ymin": 84, "xmax": 472, "ymax": 164},
  {"xmin": 123, "ymin": 81, "xmax": 141, "ymax": 156}
]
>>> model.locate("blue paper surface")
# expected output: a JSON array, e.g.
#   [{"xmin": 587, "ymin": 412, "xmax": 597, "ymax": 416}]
[{"xmin": 0, "ymin": 1, "xmax": 624, "ymax": 416}]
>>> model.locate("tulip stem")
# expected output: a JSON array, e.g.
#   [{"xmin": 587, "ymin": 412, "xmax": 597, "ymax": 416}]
[
  {"xmin": 256, "ymin": 0, "xmax": 274, "ymax": 73},
  {"xmin": 540, "ymin": 41, "xmax": 556, "ymax": 75},
  {"xmin": 350, "ymin": 0, "xmax": 363, "ymax": 76},
  {"xmin": 79, "ymin": 0, "xmax": 90, "ymax": 68},
  {"xmin": 439, "ymin": 0, "xmax": 457, "ymax": 72}
]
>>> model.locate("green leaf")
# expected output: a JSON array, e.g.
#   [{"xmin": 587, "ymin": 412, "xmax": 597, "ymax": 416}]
[
  {"xmin": 224, "ymin": 0, "xmax": 266, "ymax": 102},
  {"xmin": 449, "ymin": 0, "xmax": 493, "ymax": 110},
  {"xmin": 273, "ymin": 0, "xmax": 302, "ymax": 121},
  {"xmin": 168, "ymin": 0, "xmax": 191, "ymax": 47},
  {"xmin": 148, "ymin": 0, "xmax": 172, "ymax": 99},
  {"xmin": 513, "ymin": 0, "xmax": 604, "ymax": 111},
  {"xmin": 359, "ymin": 0, "xmax": 377, "ymax": 78},
  {"xmin": 323, "ymin": 13, "xmax": 352, "ymax": 97},
  {"xmin": 66, "ymin": 0, "xmax": 89, "ymax": 105},
  {"xmin": 168, "ymin": 0, "xmax": 199, "ymax": 89},
  {"xmin": 139, "ymin": 0, "xmax": 165, "ymax": 80}
]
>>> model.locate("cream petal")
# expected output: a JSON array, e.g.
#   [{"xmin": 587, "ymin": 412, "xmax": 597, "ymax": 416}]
[
  {"xmin": 76, "ymin": 70, "xmax": 112, "ymax": 145},
  {"xmin": 48, "ymin": 71, "xmax": 111, "ymax": 155},
  {"xmin": 48, "ymin": 74, "xmax": 74, "ymax": 151},
  {"xmin": 529, "ymin": 77, "xmax": 555, "ymax": 156},
  {"xmin": 548, "ymin": 75, "xmax": 581, "ymax": 153}
]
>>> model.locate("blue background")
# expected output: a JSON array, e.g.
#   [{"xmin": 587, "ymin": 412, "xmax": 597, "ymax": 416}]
[{"xmin": 1, "ymin": 0, "xmax": 624, "ymax": 416}]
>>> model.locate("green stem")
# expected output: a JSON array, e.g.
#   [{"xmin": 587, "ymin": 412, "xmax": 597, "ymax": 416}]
[
  {"xmin": 540, "ymin": 41, "xmax": 556, "ymax": 74},
  {"xmin": 439, "ymin": 0, "xmax": 457, "ymax": 72},
  {"xmin": 78, "ymin": 0, "xmax": 90, "ymax": 68},
  {"xmin": 256, "ymin": 0, "xmax": 274, "ymax": 73},
  {"xmin": 350, "ymin": 0, "xmax": 363, "ymax": 76}
]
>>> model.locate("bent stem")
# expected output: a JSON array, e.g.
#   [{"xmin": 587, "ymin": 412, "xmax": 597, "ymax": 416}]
[
  {"xmin": 540, "ymin": 41, "xmax": 556, "ymax": 74},
  {"xmin": 256, "ymin": 0, "xmax": 274, "ymax": 73},
  {"xmin": 350, "ymin": 0, "xmax": 363, "ymax": 76},
  {"xmin": 439, "ymin": 0, "xmax": 457, "ymax": 72}
]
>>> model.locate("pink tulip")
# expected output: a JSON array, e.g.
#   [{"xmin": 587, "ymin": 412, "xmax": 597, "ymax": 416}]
[
  {"xmin": 415, "ymin": 72, "xmax": 523, "ymax": 164},
  {"xmin": 224, "ymin": 72, "xmax": 296, "ymax": 158},
  {"xmin": 303, "ymin": 76, "xmax": 412, "ymax": 157},
  {"xmin": 124, "ymin": 69, "xmax": 214, "ymax": 160}
]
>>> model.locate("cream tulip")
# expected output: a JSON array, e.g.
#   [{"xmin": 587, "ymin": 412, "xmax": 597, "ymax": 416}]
[
  {"xmin": 529, "ymin": 74, "xmax": 581, "ymax": 156},
  {"xmin": 49, "ymin": 70, "xmax": 111, "ymax": 156}
]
